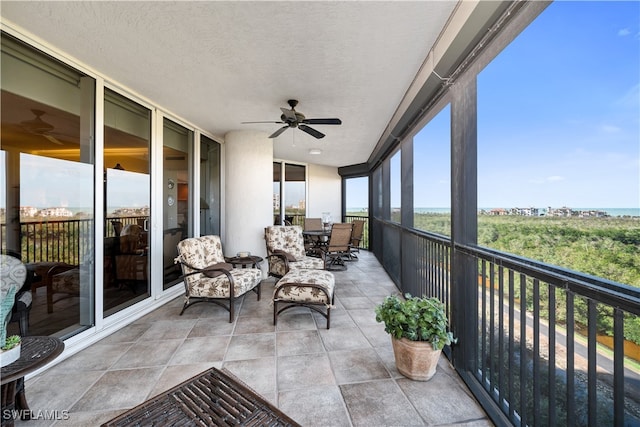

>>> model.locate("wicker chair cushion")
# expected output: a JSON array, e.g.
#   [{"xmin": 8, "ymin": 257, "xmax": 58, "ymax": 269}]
[
  {"xmin": 265, "ymin": 226, "xmax": 306, "ymax": 260},
  {"xmin": 268, "ymin": 256, "xmax": 325, "ymax": 278},
  {"xmin": 176, "ymin": 235, "xmax": 262, "ymax": 299},
  {"xmin": 274, "ymin": 269, "xmax": 335, "ymax": 305},
  {"xmin": 188, "ymin": 268, "xmax": 262, "ymax": 299},
  {"xmin": 51, "ymin": 268, "xmax": 82, "ymax": 294},
  {"xmin": 177, "ymin": 235, "xmax": 226, "ymax": 267}
]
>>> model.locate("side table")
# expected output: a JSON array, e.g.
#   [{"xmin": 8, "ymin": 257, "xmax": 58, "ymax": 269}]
[
  {"xmin": 225, "ymin": 255, "xmax": 263, "ymax": 269},
  {"xmin": 1, "ymin": 336, "xmax": 64, "ymax": 426}
]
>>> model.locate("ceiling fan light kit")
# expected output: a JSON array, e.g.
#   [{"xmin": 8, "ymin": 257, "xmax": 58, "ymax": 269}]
[{"xmin": 242, "ymin": 99, "xmax": 342, "ymax": 139}]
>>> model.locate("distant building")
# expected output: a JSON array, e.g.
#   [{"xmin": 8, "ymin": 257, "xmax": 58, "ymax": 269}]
[
  {"xmin": 20, "ymin": 206, "xmax": 39, "ymax": 217},
  {"xmin": 39, "ymin": 207, "xmax": 73, "ymax": 217},
  {"xmin": 489, "ymin": 208, "xmax": 508, "ymax": 216},
  {"xmin": 510, "ymin": 207, "xmax": 539, "ymax": 216},
  {"xmin": 547, "ymin": 206, "xmax": 573, "ymax": 217}
]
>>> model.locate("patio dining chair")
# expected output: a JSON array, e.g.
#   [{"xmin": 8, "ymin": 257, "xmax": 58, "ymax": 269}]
[
  {"xmin": 303, "ymin": 217, "xmax": 324, "ymax": 256},
  {"xmin": 348, "ymin": 219, "xmax": 365, "ymax": 260},
  {"xmin": 175, "ymin": 235, "xmax": 262, "ymax": 322},
  {"xmin": 321, "ymin": 222, "xmax": 353, "ymax": 271}
]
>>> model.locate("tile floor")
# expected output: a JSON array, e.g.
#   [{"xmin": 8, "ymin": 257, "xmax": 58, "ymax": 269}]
[{"xmin": 15, "ymin": 251, "xmax": 492, "ymax": 426}]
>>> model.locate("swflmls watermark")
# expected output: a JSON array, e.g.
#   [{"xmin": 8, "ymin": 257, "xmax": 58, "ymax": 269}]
[{"xmin": 2, "ymin": 409, "xmax": 70, "ymax": 421}]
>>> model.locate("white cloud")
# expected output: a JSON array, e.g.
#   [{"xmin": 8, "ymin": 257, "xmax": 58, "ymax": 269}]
[
  {"xmin": 547, "ymin": 175, "xmax": 565, "ymax": 182},
  {"xmin": 618, "ymin": 28, "xmax": 631, "ymax": 36}
]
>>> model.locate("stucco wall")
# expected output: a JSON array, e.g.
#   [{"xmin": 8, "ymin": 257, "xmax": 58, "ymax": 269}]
[
  {"xmin": 224, "ymin": 130, "xmax": 273, "ymax": 268},
  {"xmin": 307, "ymin": 163, "xmax": 342, "ymax": 222}
]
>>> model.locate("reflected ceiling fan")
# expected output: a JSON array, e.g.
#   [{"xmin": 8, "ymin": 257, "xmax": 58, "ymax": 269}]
[
  {"xmin": 20, "ymin": 109, "xmax": 64, "ymax": 145},
  {"xmin": 242, "ymin": 99, "xmax": 342, "ymax": 139}
]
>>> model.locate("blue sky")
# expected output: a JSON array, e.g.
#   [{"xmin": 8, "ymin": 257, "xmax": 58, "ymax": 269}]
[{"xmin": 349, "ymin": 1, "xmax": 639, "ymax": 210}]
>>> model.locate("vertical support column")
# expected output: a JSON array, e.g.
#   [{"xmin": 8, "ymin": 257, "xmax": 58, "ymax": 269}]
[
  {"xmin": 4, "ymin": 150, "xmax": 20, "ymax": 254},
  {"xmin": 450, "ymin": 73, "xmax": 478, "ymax": 370},
  {"xmin": 224, "ymin": 130, "xmax": 273, "ymax": 273}
]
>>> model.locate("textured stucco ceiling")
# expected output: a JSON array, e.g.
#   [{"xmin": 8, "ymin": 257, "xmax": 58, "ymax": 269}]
[{"xmin": 1, "ymin": 1, "xmax": 457, "ymax": 168}]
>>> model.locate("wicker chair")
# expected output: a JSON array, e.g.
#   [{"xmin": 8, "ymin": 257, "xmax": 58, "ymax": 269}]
[
  {"xmin": 264, "ymin": 225, "xmax": 325, "ymax": 278},
  {"xmin": 321, "ymin": 223, "xmax": 353, "ymax": 271},
  {"xmin": 175, "ymin": 235, "xmax": 262, "ymax": 322}
]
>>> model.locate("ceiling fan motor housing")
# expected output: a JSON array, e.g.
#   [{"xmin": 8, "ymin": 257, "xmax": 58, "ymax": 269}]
[{"xmin": 280, "ymin": 111, "xmax": 306, "ymax": 127}]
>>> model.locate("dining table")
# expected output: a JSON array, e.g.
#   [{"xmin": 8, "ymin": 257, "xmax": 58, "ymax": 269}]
[{"xmin": 302, "ymin": 229, "xmax": 331, "ymax": 256}]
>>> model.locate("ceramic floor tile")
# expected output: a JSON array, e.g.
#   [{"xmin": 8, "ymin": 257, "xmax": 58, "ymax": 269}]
[
  {"xmin": 234, "ymin": 314, "xmax": 276, "ymax": 334},
  {"xmin": 138, "ymin": 318, "xmax": 197, "ymax": 341},
  {"xmin": 188, "ymin": 317, "xmax": 235, "ymax": 337},
  {"xmin": 340, "ymin": 379, "xmax": 424, "ymax": 426},
  {"xmin": 398, "ymin": 373, "xmax": 490, "ymax": 425},
  {"xmin": 276, "ymin": 354, "xmax": 335, "ymax": 391},
  {"xmin": 319, "ymin": 326, "xmax": 371, "ymax": 351},
  {"xmin": 278, "ymin": 385, "xmax": 351, "ymax": 427},
  {"xmin": 111, "ymin": 339, "xmax": 182, "ymax": 369},
  {"xmin": 276, "ymin": 329, "xmax": 324, "ymax": 356},
  {"xmin": 70, "ymin": 367, "xmax": 164, "ymax": 412},
  {"xmin": 225, "ymin": 333, "xmax": 275, "ymax": 360},
  {"xmin": 328, "ymin": 348, "xmax": 391, "ymax": 384},
  {"xmin": 168, "ymin": 335, "xmax": 229, "ymax": 365},
  {"xmin": 274, "ymin": 311, "xmax": 316, "ymax": 331},
  {"xmin": 222, "ymin": 357, "xmax": 277, "ymax": 396}
]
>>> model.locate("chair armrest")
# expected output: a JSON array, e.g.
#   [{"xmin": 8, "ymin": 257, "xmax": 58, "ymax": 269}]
[{"xmin": 46, "ymin": 263, "xmax": 77, "ymax": 279}]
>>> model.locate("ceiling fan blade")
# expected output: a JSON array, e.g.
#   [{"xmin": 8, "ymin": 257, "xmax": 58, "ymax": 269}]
[
  {"xmin": 302, "ymin": 118, "xmax": 342, "ymax": 125},
  {"xmin": 299, "ymin": 125, "xmax": 325, "ymax": 139},
  {"xmin": 269, "ymin": 126, "xmax": 289, "ymax": 138},
  {"xmin": 242, "ymin": 121, "xmax": 284, "ymax": 124},
  {"xmin": 43, "ymin": 134, "xmax": 64, "ymax": 145},
  {"xmin": 280, "ymin": 107, "xmax": 297, "ymax": 122}
]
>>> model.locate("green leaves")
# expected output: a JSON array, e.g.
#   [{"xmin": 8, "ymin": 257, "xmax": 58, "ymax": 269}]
[{"xmin": 375, "ymin": 294, "xmax": 457, "ymax": 350}]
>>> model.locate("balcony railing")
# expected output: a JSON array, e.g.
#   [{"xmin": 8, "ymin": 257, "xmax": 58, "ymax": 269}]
[
  {"xmin": 375, "ymin": 221, "xmax": 640, "ymax": 426},
  {"xmin": 282, "ymin": 214, "xmax": 370, "ymax": 250},
  {"xmin": 1, "ymin": 216, "xmax": 147, "ymax": 264}
]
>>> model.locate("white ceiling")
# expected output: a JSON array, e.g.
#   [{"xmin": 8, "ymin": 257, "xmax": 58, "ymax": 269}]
[{"xmin": 1, "ymin": 1, "xmax": 458, "ymax": 168}]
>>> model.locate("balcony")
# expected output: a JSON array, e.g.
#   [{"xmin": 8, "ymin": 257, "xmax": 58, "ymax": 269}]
[{"xmin": 13, "ymin": 250, "xmax": 490, "ymax": 426}]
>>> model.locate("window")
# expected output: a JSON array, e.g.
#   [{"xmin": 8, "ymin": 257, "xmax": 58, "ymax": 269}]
[
  {"xmin": 104, "ymin": 89, "xmax": 151, "ymax": 313},
  {"xmin": 1, "ymin": 33, "xmax": 96, "ymax": 337},
  {"xmin": 390, "ymin": 150, "xmax": 401, "ymax": 223},
  {"xmin": 200, "ymin": 135, "xmax": 220, "ymax": 236},
  {"xmin": 163, "ymin": 118, "xmax": 192, "ymax": 289},
  {"xmin": 477, "ymin": 1, "xmax": 639, "ymax": 284},
  {"xmin": 273, "ymin": 161, "xmax": 306, "ymax": 226},
  {"xmin": 413, "ymin": 104, "xmax": 451, "ymax": 236}
]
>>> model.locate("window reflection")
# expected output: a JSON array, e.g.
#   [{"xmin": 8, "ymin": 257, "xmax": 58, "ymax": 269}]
[
  {"xmin": 1, "ymin": 32, "xmax": 96, "ymax": 338},
  {"xmin": 103, "ymin": 89, "xmax": 151, "ymax": 315}
]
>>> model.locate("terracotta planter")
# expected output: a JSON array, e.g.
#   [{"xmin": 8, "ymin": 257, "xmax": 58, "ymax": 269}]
[{"xmin": 391, "ymin": 336, "xmax": 441, "ymax": 381}]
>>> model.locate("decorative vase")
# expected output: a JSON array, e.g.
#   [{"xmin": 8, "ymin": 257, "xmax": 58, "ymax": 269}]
[
  {"xmin": 0, "ymin": 342, "xmax": 21, "ymax": 367},
  {"xmin": 391, "ymin": 337, "xmax": 441, "ymax": 381}
]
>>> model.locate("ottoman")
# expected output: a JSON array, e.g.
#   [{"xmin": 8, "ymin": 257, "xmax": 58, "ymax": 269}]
[{"xmin": 273, "ymin": 269, "xmax": 335, "ymax": 329}]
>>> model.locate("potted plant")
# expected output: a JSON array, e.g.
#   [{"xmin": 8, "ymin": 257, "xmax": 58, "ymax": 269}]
[
  {"xmin": 375, "ymin": 293, "xmax": 456, "ymax": 381},
  {"xmin": 1, "ymin": 335, "xmax": 21, "ymax": 367}
]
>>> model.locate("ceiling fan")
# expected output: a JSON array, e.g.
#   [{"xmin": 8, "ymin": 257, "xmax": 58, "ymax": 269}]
[
  {"xmin": 242, "ymin": 99, "xmax": 342, "ymax": 139},
  {"xmin": 20, "ymin": 109, "xmax": 64, "ymax": 145}
]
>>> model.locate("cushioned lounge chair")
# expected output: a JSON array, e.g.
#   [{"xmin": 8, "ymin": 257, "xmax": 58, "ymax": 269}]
[
  {"xmin": 175, "ymin": 235, "xmax": 262, "ymax": 322},
  {"xmin": 264, "ymin": 225, "xmax": 325, "ymax": 278}
]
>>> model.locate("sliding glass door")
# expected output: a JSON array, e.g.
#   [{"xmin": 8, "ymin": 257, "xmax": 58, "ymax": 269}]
[
  {"xmin": 103, "ymin": 89, "xmax": 151, "ymax": 316},
  {"xmin": 1, "ymin": 33, "xmax": 96, "ymax": 338},
  {"xmin": 163, "ymin": 118, "xmax": 192, "ymax": 289}
]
